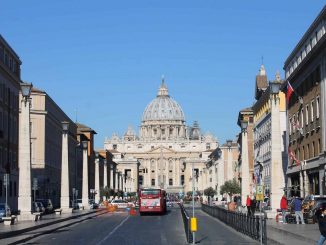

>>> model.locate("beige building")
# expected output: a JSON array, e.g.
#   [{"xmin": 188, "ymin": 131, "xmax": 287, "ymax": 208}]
[
  {"xmin": 0, "ymin": 35, "xmax": 21, "ymax": 212},
  {"xmin": 104, "ymin": 80, "xmax": 218, "ymax": 195},
  {"xmin": 22, "ymin": 87, "xmax": 80, "ymax": 208}
]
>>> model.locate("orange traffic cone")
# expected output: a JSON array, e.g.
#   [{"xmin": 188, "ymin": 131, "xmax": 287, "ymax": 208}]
[{"xmin": 129, "ymin": 207, "xmax": 136, "ymax": 216}]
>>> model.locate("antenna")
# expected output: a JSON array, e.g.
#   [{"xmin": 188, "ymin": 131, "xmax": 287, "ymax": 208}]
[{"xmin": 75, "ymin": 108, "xmax": 78, "ymax": 123}]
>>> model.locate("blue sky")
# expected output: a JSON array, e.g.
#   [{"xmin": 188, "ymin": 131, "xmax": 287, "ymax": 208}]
[{"xmin": 1, "ymin": 1, "xmax": 325, "ymax": 148}]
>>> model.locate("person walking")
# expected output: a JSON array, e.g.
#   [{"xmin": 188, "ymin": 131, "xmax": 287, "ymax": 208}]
[
  {"xmin": 316, "ymin": 204, "xmax": 326, "ymax": 245},
  {"xmin": 251, "ymin": 197, "xmax": 257, "ymax": 216},
  {"xmin": 294, "ymin": 196, "xmax": 305, "ymax": 224},
  {"xmin": 280, "ymin": 194, "xmax": 288, "ymax": 224},
  {"xmin": 246, "ymin": 195, "xmax": 252, "ymax": 216}
]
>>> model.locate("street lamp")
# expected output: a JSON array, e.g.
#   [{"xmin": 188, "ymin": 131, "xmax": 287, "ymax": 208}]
[
  {"xmin": 241, "ymin": 120, "xmax": 248, "ymax": 133},
  {"xmin": 269, "ymin": 80, "xmax": 281, "ymax": 96},
  {"xmin": 226, "ymin": 140, "xmax": 232, "ymax": 148},
  {"xmin": 18, "ymin": 82, "xmax": 34, "ymax": 220},
  {"xmin": 226, "ymin": 140, "xmax": 233, "ymax": 182},
  {"xmin": 81, "ymin": 140, "xmax": 89, "ymax": 208},
  {"xmin": 60, "ymin": 121, "xmax": 72, "ymax": 213},
  {"xmin": 94, "ymin": 151, "xmax": 100, "ymax": 203}
]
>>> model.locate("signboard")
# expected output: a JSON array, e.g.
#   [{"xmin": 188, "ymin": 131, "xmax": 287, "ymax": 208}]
[{"xmin": 256, "ymin": 185, "xmax": 264, "ymax": 201}]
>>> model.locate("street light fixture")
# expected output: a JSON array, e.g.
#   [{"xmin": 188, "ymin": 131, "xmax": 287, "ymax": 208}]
[
  {"xmin": 226, "ymin": 140, "xmax": 232, "ymax": 148},
  {"xmin": 269, "ymin": 80, "xmax": 281, "ymax": 95},
  {"xmin": 20, "ymin": 82, "xmax": 33, "ymax": 98},
  {"xmin": 82, "ymin": 140, "xmax": 88, "ymax": 150},
  {"xmin": 241, "ymin": 120, "xmax": 248, "ymax": 133},
  {"xmin": 62, "ymin": 121, "xmax": 70, "ymax": 132}
]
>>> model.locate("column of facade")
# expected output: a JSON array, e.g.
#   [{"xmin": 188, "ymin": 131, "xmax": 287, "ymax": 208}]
[
  {"xmin": 115, "ymin": 172, "xmax": 119, "ymax": 191},
  {"xmin": 103, "ymin": 160, "xmax": 107, "ymax": 188},
  {"xmin": 110, "ymin": 166, "xmax": 114, "ymax": 189},
  {"xmin": 241, "ymin": 130, "xmax": 250, "ymax": 206},
  {"xmin": 173, "ymin": 159, "xmax": 176, "ymax": 186},
  {"xmin": 227, "ymin": 148, "xmax": 233, "ymax": 181},
  {"xmin": 176, "ymin": 159, "xmax": 180, "ymax": 186},
  {"xmin": 147, "ymin": 159, "xmax": 151, "ymax": 187},
  {"xmin": 165, "ymin": 160, "xmax": 169, "ymax": 187},
  {"xmin": 94, "ymin": 155, "xmax": 100, "ymax": 203},
  {"xmin": 133, "ymin": 165, "xmax": 138, "ymax": 192},
  {"xmin": 155, "ymin": 160, "xmax": 159, "ymax": 187},
  {"xmin": 18, "ymin": 87, "xmax": 33, "ymax": 220},
  {"xmin": 270, "ymin": 91, "xmax": 285, "ymax": 212},
  {"xmin": 60, "ymin": 122, "xmax": 72, "ymax": 213},
  {"xmin": 82, "ymin": 141, "xmax": 89, "ymax": 208},
  {"xmin": 120, "ymin": 174, "xmax": 124, "ymax": 192}
]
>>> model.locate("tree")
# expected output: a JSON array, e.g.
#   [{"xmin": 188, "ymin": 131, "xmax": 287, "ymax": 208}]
[
  {"xmin": 220, "ymin": 179, "xmax": 241, "ymax": 200},
  {"xmin": 204, "ymin": 187, "xmax": 217, "ymax": 197}
]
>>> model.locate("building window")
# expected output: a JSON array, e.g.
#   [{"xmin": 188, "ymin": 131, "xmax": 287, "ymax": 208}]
[
  {"xmin": 181, "ymin": 175, "xmax": 184, "ymax": 185},
  {"xmin": 307, "ymin": 144, "xmax": 310, "ymax": 159},
  {"xmin": 162, "ymin": 129, "xmax": 165, "ymax": 135},
  {"xmin": 312, "ymin": 142, "xmax": 315, "ymax": 157},
  {"xmin": 318, "ymin": 139, "xmax": 321, "ymax": 154},
  {"xmin": 206, "ymin": 143, "xmax": 211, "ymax": 150},
  {"xmin": 316, "ymin": 97, "xmax": 320, "ymax": 119},
  {"xmin": 169, "ymin": 146, "xmax": 172, "ymax": 149},
  {"xmin": 169, "ymin": 179, "xmax": 173, "ymax": 186},
  {"xmin": 151, "ymin": 179, "xmax": 155, "ymax": 186},
  {"xmin": 305, "ymin": 105, "xmax": 309, "ymax": 125},
  {"xmin": 311, "ymin": 100, "xmax": 314, "ymax": 122},
  {"xmin": 151, "ymin": 146, "xmax": 154, "ymax": 149},
  {"xmin": 300, "ymin": 108, "xmax": 304, "ymax": 127},
  {"xmin": 113, "ymin": 144, "xmax": 117, "ymax": 150}
]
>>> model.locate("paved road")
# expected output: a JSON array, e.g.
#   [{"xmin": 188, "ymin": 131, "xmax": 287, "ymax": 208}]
[{"xmin": 19, "ymin": 207, "xmax": 257, "ymax": 245}]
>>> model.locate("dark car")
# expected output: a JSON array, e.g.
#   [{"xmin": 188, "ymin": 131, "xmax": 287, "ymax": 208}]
[{"xmin": 302, "ymin": 195, "xmax": 326, "ymax": 223}]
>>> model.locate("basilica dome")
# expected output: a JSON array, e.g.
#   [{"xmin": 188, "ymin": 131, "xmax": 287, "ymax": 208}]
[{"xmin": 142, "ymin": 81, "xmax": 185, "ymax": 122}]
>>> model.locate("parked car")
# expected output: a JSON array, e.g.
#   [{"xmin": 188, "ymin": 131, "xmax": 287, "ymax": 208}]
[
  {"xmin": 302, "ymin": 195, "xmax": 326, "ymax": 223},
  {"xmin": 76, "ymin": 199, "xmax": 84, "ymax": 210},
  {"xmin": 0, "ymin": 203, "xmax": 11, "ymax": 218},
  {"xmin": 36, "ymin": 199, "xmax": 53, "ymax": 213},
  {"xmin": 111, "ymin": 200, "xmax": 129, "ymax": 209}
]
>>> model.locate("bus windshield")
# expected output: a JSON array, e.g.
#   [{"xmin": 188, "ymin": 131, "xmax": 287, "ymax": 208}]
[{"xmin": 141, "ymin": 190, "xmax": 160, "ymax": 196}]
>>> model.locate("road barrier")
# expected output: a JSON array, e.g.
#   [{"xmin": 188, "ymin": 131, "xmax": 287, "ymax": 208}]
[
  {"xmin": 202, "ymin": 204, "xmax": 267, "ymax": 244},
  {"xmin": 179, "ymin": 203, "xmax": 193, "ymax": 244}
]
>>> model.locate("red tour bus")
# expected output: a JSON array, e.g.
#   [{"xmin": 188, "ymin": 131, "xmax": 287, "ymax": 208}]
[{"xmin": 139, "ymin": 188, "xmax": 167, "ymax": 215}]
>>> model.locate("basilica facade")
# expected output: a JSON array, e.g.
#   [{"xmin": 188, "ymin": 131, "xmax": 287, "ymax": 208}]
[{"xmin": 104, "ymin": 80, "xmax": 218, "ymax": 194}]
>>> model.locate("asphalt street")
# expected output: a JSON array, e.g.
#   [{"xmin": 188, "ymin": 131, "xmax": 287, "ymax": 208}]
[{"xmin": 19, "ymin": 207, "xmax": 257, "ymax": 245}]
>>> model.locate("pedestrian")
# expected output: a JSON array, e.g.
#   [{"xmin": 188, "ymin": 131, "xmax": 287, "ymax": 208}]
[
  {"xmin": 251, "ymin": 197, "xmax": 257, "ymax": 216},
  {"xmin": 237, "ymin": 196, "xmax": 242, "ymax": 212},
  {"xmin": 294, "ymin": 196, "xmax": 305, "ymax": 224},
  {"xmin": 246, "ymin": 195, "xmax": 252, "ymax": 216},
  {"xmin": 280, "ymin": 194, "xmax": 288, "ymax": 224},
  {"xmin": 316, "ymin": 204, "xmax": 326, "ymax": 245}
]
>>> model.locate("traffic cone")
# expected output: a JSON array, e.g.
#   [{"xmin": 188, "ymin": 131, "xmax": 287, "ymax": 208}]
[{"xmin": 129, "ymin": 207, "xmax": 136, "ymax": 216}]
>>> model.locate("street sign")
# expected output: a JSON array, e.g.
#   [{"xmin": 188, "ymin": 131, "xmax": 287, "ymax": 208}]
[{"xmin": 256, "ymin": 185, "xmax": 264, "ymax": 201}]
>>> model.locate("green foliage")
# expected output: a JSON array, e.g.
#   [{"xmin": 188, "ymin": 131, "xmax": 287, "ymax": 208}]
[
  {"xmin": 187, "ymin": 191, "xmax": 193, "ymax": 196},
  {"xmin": 220, "ymin": 179, "xmax": 241, "ymax": 197},
  {"xmin": 204, "ymin": 187, "xmax": 217, "ymax": 197}
]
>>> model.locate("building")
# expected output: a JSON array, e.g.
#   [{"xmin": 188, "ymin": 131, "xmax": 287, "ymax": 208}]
[
  {"xmin": 0, "ymin": 35, "xmax": 21, "ymax": 211},
  {"xmin": 284, "ymin": 6, "xmax": 326, "ymax": 196},
  {"xmin": 21, "ymin": 87, "xmax": 80, "ymax": 208},
  {"xmin": 104, "ymin": 80, "xmax": 218, "ymax": 195},
  {"xmin": 252, "ymin": 66, "xmax": 288, "ymax": 211}
]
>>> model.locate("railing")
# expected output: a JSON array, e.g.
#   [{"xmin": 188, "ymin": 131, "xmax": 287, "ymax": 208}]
[
  {"xmin": 179, "ymin": 203, "xmax": 193, "ymax": 244},
  {"xmin": 202, "ymin": 204, "xmax": 267, "ymax": 244}
]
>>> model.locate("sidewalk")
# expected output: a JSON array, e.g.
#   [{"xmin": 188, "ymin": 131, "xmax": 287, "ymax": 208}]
[
  {"xmin": 0, "ymin": 209, "xmax": 102, "ymax": 239},
  {"xmin": 266, "ymin": 219, "xmax": 319, "ymax": 245}
]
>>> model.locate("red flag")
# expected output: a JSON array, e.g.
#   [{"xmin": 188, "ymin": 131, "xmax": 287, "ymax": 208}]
[
  {"xmin": 287, "ymin": 81, "xmax": 294, "ymax": 103},
  {"xmin": 288, "ymin": 147, "xmax": 300, "ymax": 166}
]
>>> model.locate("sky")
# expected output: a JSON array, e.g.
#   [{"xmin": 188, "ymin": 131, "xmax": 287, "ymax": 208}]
[{"xmin": 1, "ymin": 1, "xmax": 325, "ymax": 148}]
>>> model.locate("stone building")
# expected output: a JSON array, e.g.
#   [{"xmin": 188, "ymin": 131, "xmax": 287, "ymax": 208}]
[
  {"xmin": 24, "ymin": 87, "xmax": 80, "ymax": 208},
  {"xmin": 0, "ymin": 35, "xmax": 21, "ymax": 211},
  {"xmin": 252, "ymin": 66, "xmax": 288, "ymax": 211},
  {"xmin": 104, "ymin": 80, "xmax": 218, "ymax": 195},
  {"xmin": 285, "ymin": 6, "xmax": 326, "ymax": 196}
]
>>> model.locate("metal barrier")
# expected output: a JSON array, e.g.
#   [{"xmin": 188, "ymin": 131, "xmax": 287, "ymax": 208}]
[
  {"xmin": 202, "ymin": 204, "xmax": 267, "ymax": 244},
  {"xmin": 179, "ymin": 203, "xmax": 193, "ymax": 243}
]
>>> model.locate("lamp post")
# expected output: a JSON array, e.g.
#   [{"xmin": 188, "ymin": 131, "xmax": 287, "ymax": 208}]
[
  {"xmin": 94, "ymin": 152, "xmax": 100, "ymax": 204},
  {"xmin": 81, "ymin": 140, "xmax": 89, "ymax": 208},
  {"xmin": 226, "ymin": 140, "xmax": 233, "ymax": 182},
  {"xmin": 269, "ymin": 78, "xmax": 284, "ymax": 213},
  {"xmin": 60, "ymin": 121, "xmax": 72, "ymax": 213},
  {"xmin": 240, "ymin": 120, "xmax": 249, "ymax": 207},
  {"xmin": 18, "ymin": 82, "xmax": 34, "ymax": 220}
]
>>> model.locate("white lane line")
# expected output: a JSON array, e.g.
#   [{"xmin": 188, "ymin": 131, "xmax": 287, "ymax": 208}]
[{"xmin": 96, "ymin": 215, "xmax": 130, "ymax": 245}]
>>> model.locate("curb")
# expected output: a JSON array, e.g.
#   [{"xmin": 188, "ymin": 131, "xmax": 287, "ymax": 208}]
[
  {"xmin": 267, "ymin": 225, "xmax": 317, "ymax": 244},
  {"xmin": 0, "ymin": 209, "xmax": 100, "ymax": 239},
  {"xmin": 7, "ymin": 209, "xmax": 110, "ymax": 245}
]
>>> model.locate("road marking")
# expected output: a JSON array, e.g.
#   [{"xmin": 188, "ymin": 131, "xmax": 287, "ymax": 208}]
[{"xmin": 96, "ymin": 215, "xmax": 130, "ymax": 245}]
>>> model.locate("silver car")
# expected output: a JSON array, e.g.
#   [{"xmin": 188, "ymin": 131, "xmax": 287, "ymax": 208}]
[{"xmin": 0, "ymin": 203, "xmax": 11, "ymax": 218}]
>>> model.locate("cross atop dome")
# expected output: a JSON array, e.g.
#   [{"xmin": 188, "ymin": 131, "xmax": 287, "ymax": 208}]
[{"xmin": 157, "ymin": 75, "xmax": 169, "ymax": 97}]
